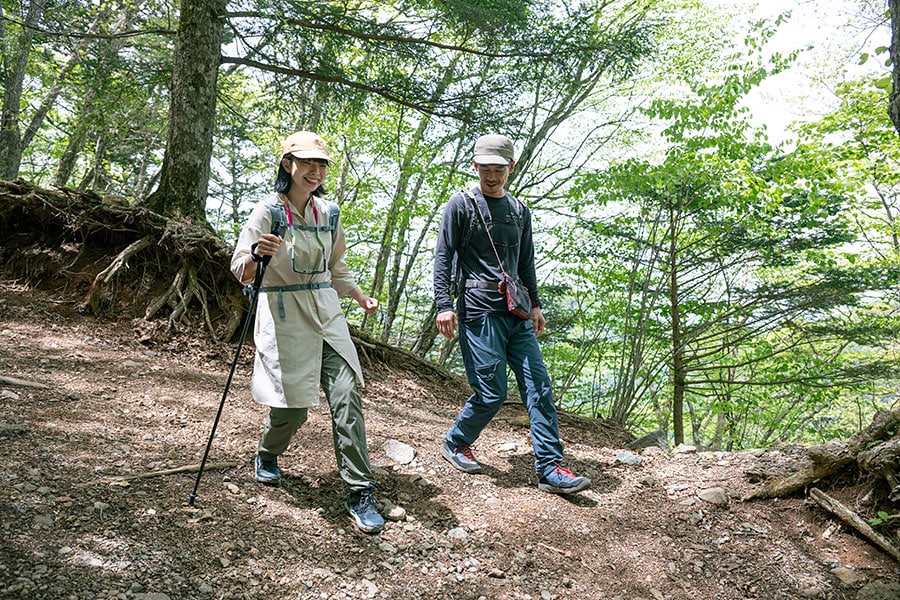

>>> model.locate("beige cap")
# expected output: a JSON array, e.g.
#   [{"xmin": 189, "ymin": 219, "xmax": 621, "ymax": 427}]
[
  {"xmin": 281, "ymin": 131, "xmax": 330, "ymax": 162},
  {"xmin": 473, "ymin": 134, "xmax": 514, "ymax": 165}
]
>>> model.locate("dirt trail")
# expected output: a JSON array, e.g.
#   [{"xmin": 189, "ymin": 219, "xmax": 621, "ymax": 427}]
[{"xmin": 0, "ymin": 285, "xmax": 898, "ymax": 600}]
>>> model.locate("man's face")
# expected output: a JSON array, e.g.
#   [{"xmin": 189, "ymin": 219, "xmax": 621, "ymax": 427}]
[{"xmin": 474, "ymin": 162, "xmax": 514, "ymax": 197}]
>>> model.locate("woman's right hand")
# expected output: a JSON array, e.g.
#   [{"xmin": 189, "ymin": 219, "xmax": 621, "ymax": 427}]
[{"xmin": 254, "ymin": 233, "xmax": 283, "ymax": 257}]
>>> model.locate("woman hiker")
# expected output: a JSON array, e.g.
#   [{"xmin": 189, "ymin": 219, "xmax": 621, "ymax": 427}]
[{"xmin": 230, "ymin": 131, "xmax": 385, "ymax": 534}]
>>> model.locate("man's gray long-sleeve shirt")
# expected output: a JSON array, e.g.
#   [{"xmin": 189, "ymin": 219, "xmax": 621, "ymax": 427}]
[{"xmin": 433, "ymin": 187, "xmax": 541, "ymax": 320}]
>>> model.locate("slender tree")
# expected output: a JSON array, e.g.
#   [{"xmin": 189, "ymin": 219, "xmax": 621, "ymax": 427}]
[
  {"xmin": 0, "ymin": 0, "xmax": 48, "ymax": 178},
  {"xmin": 890, "ymin": 0, "xmax": 899, "ymax": 134}
]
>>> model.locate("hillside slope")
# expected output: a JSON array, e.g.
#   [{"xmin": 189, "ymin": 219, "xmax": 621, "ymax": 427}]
[{"xmin": 0, "ymin": 284, "xmax": 898, "ymax": 600}]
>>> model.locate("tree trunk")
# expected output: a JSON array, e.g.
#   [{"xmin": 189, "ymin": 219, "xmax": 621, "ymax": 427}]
[
  {"xmin": 411, "ymin": 301, "xmax": 440, "ymax": 357},
  {"xmin": 890, "ymin": 0, "xmax": 900, "ymax": 135},
  {"xmin": 668, "ymin": 202, "xmax": 686, "ymax": 445},
  {"xmin": 0, "ymin": 0, "xmax": 48, "ymax": 179},
  {"xmin": 378, "ymin": 62, "xmax": 466, "ymax": 344},
  {"xmin": 53, "ymin": 99, "xmax": 93, "ymax": 188},
  {"xmin": 51, "ymin": 9, "xmax": 135, "ymax": 189},
  {"xmin": 143, "ymin": 0, "xmax": 225, "ymax": 221}
]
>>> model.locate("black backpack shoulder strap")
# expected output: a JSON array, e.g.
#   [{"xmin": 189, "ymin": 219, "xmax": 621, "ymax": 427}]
[
  {"xmin": 459, "ymin": 188, "xmax": 480, "ymax": 252},
  {"xmin": 506, "ymin": 193, "xmax": 525, "ymax": 231},
  {"xmin": 326, "ymin": 202, "xmax": 340, "ymax": 230},
  {"xmin": 449, "ymin": 189, "xmax": 481, "ymax": 298}
]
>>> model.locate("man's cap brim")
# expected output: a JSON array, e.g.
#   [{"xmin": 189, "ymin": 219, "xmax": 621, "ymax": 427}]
[{"xmin": 474, "ymin": 155, "xmax": 511, "ymax": 165}]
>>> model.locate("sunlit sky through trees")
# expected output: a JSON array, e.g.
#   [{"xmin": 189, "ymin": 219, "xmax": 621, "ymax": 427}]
[{"xmin": 717, "ymin": 0, "xmax": 891, "ymax": 143}]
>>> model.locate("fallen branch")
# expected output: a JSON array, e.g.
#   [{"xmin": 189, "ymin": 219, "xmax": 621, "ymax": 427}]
[
  {"xmin": 744, "ymin": 459, "xmax": 845, "ymax": 501},
  {"xmin": 538, "ymin": 542, "xmax": 565, "ymax": 554},
  {"xmin": 809, "ymin": 487, "xmax": 900, "ymax": 563},
  {"xmin": 0, "ymin": 375, "xmax": 50, "ymax": 389},
  {"xmin": 75, "ymin": 461, "xmax": 241, "ymax": 487}
]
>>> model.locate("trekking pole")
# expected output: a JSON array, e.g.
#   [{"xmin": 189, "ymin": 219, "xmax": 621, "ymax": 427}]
[{"xmin": 188, "ymin": 256, "xmax": 269, "ymax": 507}]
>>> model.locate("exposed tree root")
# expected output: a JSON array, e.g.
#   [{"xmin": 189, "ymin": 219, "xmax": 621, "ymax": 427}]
[
  {"xmin": 746, "ymin": 408, "xmax": 900, "ymax": 500},
  {"xmin": 86, "ymin": 235, "xmax": 154, "ymax": 313},
  {"xmin": 742, "ymin": 411, "xmax": 900, "ymax": 561},
  {"xmin": 0, "ymin": 179, "xmax": 244, "ymax": 344}
]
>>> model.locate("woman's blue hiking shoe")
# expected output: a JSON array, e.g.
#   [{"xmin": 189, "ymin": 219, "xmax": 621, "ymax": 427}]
[
  {"xmin": 346, "ymin": 487, "xmax": 385, "ymax": 534},
  {"xmin": 254, "ymin": 455, "xmax": 281, "ymax": 485}
]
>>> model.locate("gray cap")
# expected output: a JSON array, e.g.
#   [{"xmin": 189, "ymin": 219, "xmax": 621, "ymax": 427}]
[{"xmin": 473, "ymin": 134, "xmax": 515, "ymax": 165}]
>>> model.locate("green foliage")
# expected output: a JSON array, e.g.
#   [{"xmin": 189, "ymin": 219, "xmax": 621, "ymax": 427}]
[
  {"xmin": 545, "ymin": 13, "xmax": 900, "ymax": 448},
  {"xmin": 869, "ymin": 510, "xmax": 891, "ymax": 527}
]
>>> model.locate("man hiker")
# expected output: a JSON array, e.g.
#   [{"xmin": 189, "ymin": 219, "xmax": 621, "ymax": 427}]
[{"xmin": 432, "ymin": 133, "xmax": 591, "ymax": 495}]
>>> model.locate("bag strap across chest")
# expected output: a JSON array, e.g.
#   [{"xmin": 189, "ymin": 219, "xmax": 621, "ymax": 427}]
[{"xmin": 267, "ymin": 201, "xmax": 340, "ymax": 237}]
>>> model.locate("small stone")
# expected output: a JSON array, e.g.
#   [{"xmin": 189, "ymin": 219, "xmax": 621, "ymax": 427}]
[
  {"xmin": 385, "ymin": 505, "xmax": 406, "ymax": 521},
  {"xmin": 697, "ymin": 487, "xmax": 728, "ymax": 506},
  {"xmin": 33, "ymin": 514, "xmax": 54, "ymax": 528},
  {"xmin": 447, "ymin": 527, "xmax": 469, "ymax": 544},
  {"xmin": 614, "ymin": 451, "xmax": 642, "ymax": 466},
  {"xmin": 383, "ymin": 439, "xmax": 416, "ymax": 464},
  {"xmin": 831, "ymin": 566, "xmax": 865, "ymax": 586}
]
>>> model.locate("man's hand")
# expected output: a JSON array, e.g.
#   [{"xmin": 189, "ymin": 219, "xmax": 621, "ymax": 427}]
[
  {"xmin": 436, "ymin": 310, "xmax": 458, "ymax": 340},
  {"xmin": 531, "ymin": 307, "xmax": 546, "ymax": 336}
]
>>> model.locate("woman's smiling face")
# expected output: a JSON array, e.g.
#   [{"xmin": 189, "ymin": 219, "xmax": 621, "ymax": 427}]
[{"xmin": 285, "ymin": 157, "xmax": 328, "ymax": 195}]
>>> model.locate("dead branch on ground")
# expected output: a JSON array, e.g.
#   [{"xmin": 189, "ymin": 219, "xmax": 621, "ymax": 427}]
[
  {"xmin": 75, "ymin": 461, "xmax": 242, "ymax": 487},
  {"xmin": 0, "ymin": 375, "xmax": 50, "ymax": 389},
  {"xmin": 810, "ymin": 487, "xmax": 900, "ymax": 563}
]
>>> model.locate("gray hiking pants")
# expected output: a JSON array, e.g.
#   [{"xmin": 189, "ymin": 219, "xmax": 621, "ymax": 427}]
[{"xmin": 257, "ymin": 342, "xmax": 375, "ymax": 492}]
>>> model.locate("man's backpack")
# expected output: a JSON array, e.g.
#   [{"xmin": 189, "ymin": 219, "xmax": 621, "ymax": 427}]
[{"xmin": 449, "ymin": 188, "xmax": 525, "ymax": 297}]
